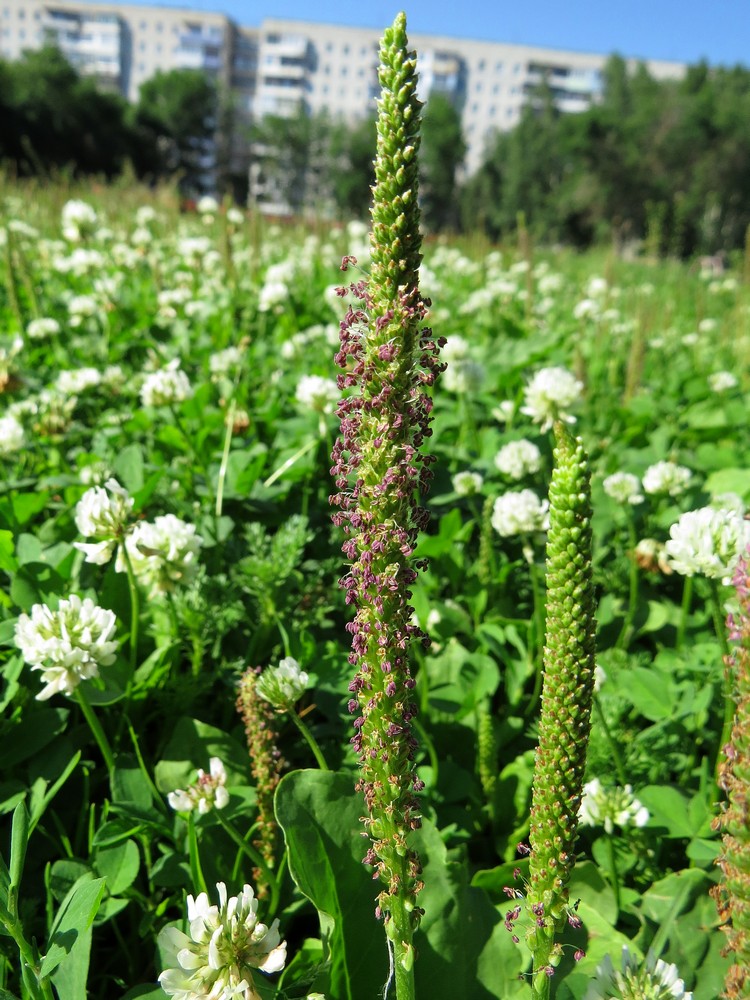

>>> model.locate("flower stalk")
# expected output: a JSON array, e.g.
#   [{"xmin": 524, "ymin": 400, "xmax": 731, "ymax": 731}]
[
  {"xmin": 526, "ymin": 423, "xmax": 597, "ymax": 999},
  {"xmin": 712, "ymin": 553, "xmax": 750, "ymax": 1000},
  {"xmin": 330, "ymin": 13, "xmax": 442, "ymax": 997}
]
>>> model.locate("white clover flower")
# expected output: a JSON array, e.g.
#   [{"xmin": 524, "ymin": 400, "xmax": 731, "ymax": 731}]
[
  {"xmin": 440, "ymin": 335, "xmax": 469, "ymax": 365},
  {"xmin": 492, "ymin": 400, "xmax": 516, "ymax": 423},
  {"xmin": 209, "ymin": 346, "xmax": 244, "ymax": 378},
  {"xmin": 573, "ymin": 298, "xmax": 599, "ymax": 320},
  {"xmin": 452, "ymin": 471, "xmax": 484, "ymax": 496},
  {"xmin": 135, "ymin": 205, "xmax": 157, "ymax": 227},
  {"xmin": 56, "ymin": 367, "xmax": 101, "ymax": 395},
  {"xmin": 0, "ymin": 414, "xmax": 25, "ymax": 456},
  {"xmin": 258, "ymin": 280, "xmax": 288, "ymax": 312},
  {"xmin": 584, "ymin": 946, "xmax": 692, "ymax": 1000},
  {"xmin": 140, "ymin": 360, "xmax": 194, "ymax": 408},
  {"xmin": 603, "ymin": 472, "xmax": 644, "ymax": 505},
  {"xmin": 578, "ymin": 779, "xmax": 649, "ymax": 834},
  {"xmin": 256, "ymin": 657, "xmax": 310, "ymax": 711},
  {"xmin": 494, "ymin": 439, "xmax": 542, "ymax": 480},
  {"xmin": 26, "ymin": 317, "xmax": 61, "ymax": 341},
  {"xmin": 521, "ymin": 366, "xmax": 583, "ymax": 431},
  {"xmin": 119, "ymin": 514, "xmax": 202, "ymax": 596},
  {"xmin": 227, "ymin": 206, "xmax": 244, "ymax": 225},
  {"xmin": 79, "ymin": 462, "xmax": 112, "ymax": 486},
  {"xmin": 587, "ymin": 276, "xmax": 609, "ymax": 298},
  {"xmin": 73, "ymin": 478, "xmax": 133, "ymax": 565},
  {"xmin": 665, "ymin": 506, "xmax": 750, "ymax": 583},
  {"xmin": 708, "ymin": 370, "xmax": 738, "ymax": 392},
  {"xmin": 295, "ymin": 374, "xmax": 340, "ymax": 414},
  {"xmin": 67, "ymin": 294, "xmax": 99, "ymax": 327},
  {"xmin": 168, "ymin": 758, "xmax": 229, "ymax": 814},
  {"xmin": 491, "ymin": 489, "xmax": 549, "ymax": 537},
  {"xmin": 197, "ymin": 195, "xmax": 220, "ymax": 217},
  {"xmin": 642, "ymin": 461, "xmax": 692, "ymax": 497},
  {"xmin": 61, "ymin": 199, "xmax": 97, "ymax": 240},
  {"xmin": 158, "ymin": 881, "xmax": 286, "ymax": 999},
  {"xmin": 15, "ymin": 595, "xmax": 118, "ymax": 701},
  {"xmin": 442, "ymin": 358, "xmax": 484, "ymax": 394},
  {"xmin": 698, "ymin": 318, "xmax": 717, "ymax": 334}
]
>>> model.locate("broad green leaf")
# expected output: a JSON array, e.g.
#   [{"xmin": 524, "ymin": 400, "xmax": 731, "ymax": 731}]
[
  {"xmin": 112, "ymin": 444, "xmax": 145, "ymax": 492},
  {"xmin": 95, "ymin": 840, "xmax": 140, "ymax": 895},
  {"xmin": 39, "ymin": 876, "xmax": 106, "ymax": 977},
  {"xmin": 413, "ymin": 820, "xmax": 526, "ymax": 999},
  {"xmin": 275, "ymin": 769, "xmax": 385, "ymax": 1000},
  {"xmin": 155, "ymin": 718, "xmax": 249, "ymax": 794},
  {"xmin": 10, "ymin": 562, "xmax": 65, "ymax": 612}
]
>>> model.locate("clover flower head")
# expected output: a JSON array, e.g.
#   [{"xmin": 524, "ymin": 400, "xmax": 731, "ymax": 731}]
[
  {"xmin": 26, "ymin": 317, "xmax": 61, "ymax": 341},
  {"xmin": 168, "ymin": 758, "xmax": 229, "ymax": 814},
  {"xmin": 491, "ymin": 489, "xmax": 549, "ymax": 537},
  {"xmin": 452, "ymin": 471, "xmax": 484, "ymax": 496},
  {"xmin": 578, "ymin": 779, "xmax": 649, "ymax": 834},
  {"xmin": 74, "ymin": 478, "xmax": 133, "ymax": 565},
  {"xmin": 140, "ymin": 359, "xmax": 194, "ymax": 407},
  {"xmin": 295, "ymin": 374, "xmax": 340, "ymax": 414},
  {"xmin": 584, "ymin": 946, "xmax": 692, "ymax": 1000},
  {"xmin": 709, "ymin": 371, "xmax": 738, "ymax": 393},
  {"xmin": 120, "ymin": 514, "xmax": 202, "ymax": 596},
  {"xmin": 634, "ymin": 538, "xmax": 673, "ymax": 575},
  {"xmin": 255, "ymin": 657, "xmax": 310, "ymax": 711},
  {"xmin": 61, "ymin": 199, "xmax": 97, "ymax": 240},
  {"xmin": 197, "ymin": 195, "xmax": 220, "ymax": 217},
  {"xmin": 603, "ymin": 472, "xmax": 644, "ymax": 505},
  {"xmin": 492, "ymin": 400, "xmax": 516, "ymax": 423},
  {"xmin": 0, "ymin": 414, "xmax": 25, "ymax": 456},
  {"xmin": 665, "ymin": 506, "xmax": 750, "ymax": 583},
  {"xmin": 209, "ymin": 346, "xmax": 244, "ymax": 378},
  {"xmin": 15, "ymin": 595, "xmax": 118, "ymax": 701},
  {"xmin": 158, "ymin": 881, "xmax": 286, "ymax": 999},
  {"xmin": 442, "ymin": 358, "xmax": 484, "ymax": 393},
  {"xmin": 642, "ymin": 461, "xmax": 692, "ymax": 497},
  {"xmin": 495, "ymin": 439, "xmax": 542, "ymax": 480},
  {"xmin": 521, "ymin": 366, "xmax": 583, "ymax": 430},
  {"xmin": 56, "ymin": 367, "xmax": 101, "ymax": 395}
]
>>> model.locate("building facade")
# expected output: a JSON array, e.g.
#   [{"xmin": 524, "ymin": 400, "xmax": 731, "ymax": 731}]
[{"xmin": 0, "ymin": 0, "xmax": 685, "ymax": 194}]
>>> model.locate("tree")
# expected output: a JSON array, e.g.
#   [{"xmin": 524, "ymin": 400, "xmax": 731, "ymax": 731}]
[
  {"xmin": 0, "ymin": 47, "xmax": 133, "ymax": 178},
  {"xmin": 133, "ymin": 69, "xmax": 217, "ymax": 194},
  {"xmin": 329, "ymin": 116, "xmax": 376, "ymax": 219},
  {"xmin": 419, "ymin": 92, "xmax": 466, "ymax": 232}
]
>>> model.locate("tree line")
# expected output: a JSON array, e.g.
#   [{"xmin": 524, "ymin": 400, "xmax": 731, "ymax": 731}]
[{"xmin": 1, "ymin": 45, "xmax": 749, "ymax": 256}]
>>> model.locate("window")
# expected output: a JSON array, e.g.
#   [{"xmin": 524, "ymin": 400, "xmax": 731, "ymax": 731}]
[{"xmin": 477, "ymin": 58, "xmax": 485, "ymax": 70}]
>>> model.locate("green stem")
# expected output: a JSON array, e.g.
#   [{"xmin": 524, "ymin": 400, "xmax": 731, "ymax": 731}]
[
  {"xmin": 388, "ymin": 895, "xmax": 416, "ymax": 1000},
  {"xmin": 289, "ymin": 710, "xmax": 329, "ymax": 771},
  {"xmin": 606, "ymin": 831, "xmax": 621, "ymax": 916},
  {"xmin": 615, "ymin": 513, "xmax": 639, "ymax": 650},
  {"xmin": 215, "ymin": 400, "xmax": 235, "ymax": 518},
  {"xmin": 214, "ymin": 811, "xmax": 281, "ymax": 919},
  {"xmin": 708, "ymin": 578, "xmax": 735, "ymax": 783},
  {"xmin": 75, "ymin": 686, "xmax": 116, "ymax": 775},
  {"xmin": 593, "ymin": 696, "xmax": 628, "ymax": 786},
  {"xmin": 187, "ymin": 811, "xmax": 208, "ymax": 896},
  {"xmin": 676, "ymin": 575, "xmax": 693, "ymax": 650},
  {"xmin": 263, "ymin": 435, "xmax": 318, "ymax": 488},
  {"xmin": 120, "ymin": 542, "xmax": 140, "ymax": 676},
  {"xmin": 526, "ymin": 553, "xmax": 546, "ymax": 710}
]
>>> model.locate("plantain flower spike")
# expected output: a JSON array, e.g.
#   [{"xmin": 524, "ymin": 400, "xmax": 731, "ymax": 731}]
[
  {"xmin": 712, "ymin": 552, "xmax": 750, "ymax": 1000},
  {"xmin": 526, "ymin": 422, "xmax": 597, "ymax": 998},
  {"xmin": 330, "ymin": 12, "xmax": 443, "ymax": 995}
]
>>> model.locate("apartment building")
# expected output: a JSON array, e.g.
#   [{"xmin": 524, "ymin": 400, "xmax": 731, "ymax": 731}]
[{"xmin": 0, "ymin": 0, "xmax": 685, "ymax": 191}]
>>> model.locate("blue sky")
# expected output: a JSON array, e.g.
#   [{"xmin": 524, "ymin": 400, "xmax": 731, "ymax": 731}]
[{"xmin": 120, "ymin": 0, "xmax": 749, "ymax": 66}]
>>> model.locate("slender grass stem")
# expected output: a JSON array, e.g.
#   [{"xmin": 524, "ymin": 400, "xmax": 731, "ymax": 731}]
[
  {"xmin": 288, "ymin": 710, "xmax": 329, "ymax": 771},
  {"xmin": 215, "ymin": 400, "xmax": 235, "ymax": 518},
  {"xmin": 615, "ymin": 514, "xmax": 639, "ymax": 650},
  {"xmin": 75, "ymin": 686, "xmax": 116, "ymax": 775},
  {"xmin": 593, "ymin": 695, "xmax": 628, "ymax": 786},
  {"xmin": 676, "ymin": 575, "xmax": 693, "ymax": 650},
  {"xmin": 214, "ymin": 811, "xmax": 281, "ymax": 919}
]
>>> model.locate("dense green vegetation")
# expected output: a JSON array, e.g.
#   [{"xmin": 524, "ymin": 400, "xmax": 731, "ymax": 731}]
[{"xmin": 0, "ymin": 175, "xmax": 747, "ymax": 997}]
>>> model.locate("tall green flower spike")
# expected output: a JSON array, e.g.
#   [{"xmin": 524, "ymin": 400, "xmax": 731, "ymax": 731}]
[
  {"xmin": 526, "ymin": 423, "xmax": 597, "ymax": 999},
  {"xmin": 712, "ymin": 554, "xmax": 750, "ymax": 1000},
  {"xmin": 330, "ymin": 13, "xmax": 443, "ymax": 1000}
]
